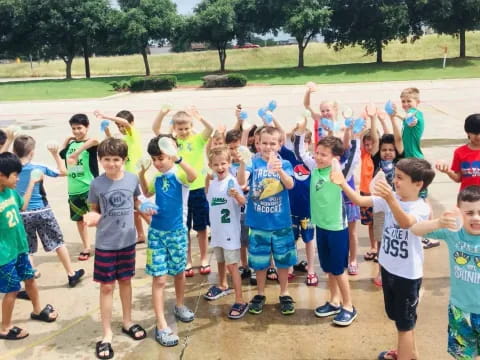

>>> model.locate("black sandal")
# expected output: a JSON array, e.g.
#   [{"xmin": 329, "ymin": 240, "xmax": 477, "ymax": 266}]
[
  {"xmin": 122, "ymin": 324, "xmax": 146, "ymax": 340},
  {"xmin": 0, "ymin": 326, "xmax": 29, "ymax": 340},
  {"xmin": 293, "ymin": 260, "xmax": 308, "ymax": 273},
  {"xmin": 266, "ymin": 267, "xmax": 278, "ymax": 281},
  {"xmin": 96, "ymin": 341, "xmax": 114, "ymax": 360},
  {"xmin": 30, "ymin": 304, "xmax": 57, "ymax": 323}
]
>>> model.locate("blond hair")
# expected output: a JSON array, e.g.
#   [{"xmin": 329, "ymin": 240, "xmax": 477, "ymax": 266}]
[
  {"xmin": 400, "ymin": 87, "xmax": 420, "ymax": 101},
  {"xmin": 208, "ymin": 145, "xmax": 231, "ymax": 163},
  {"xmin": 320, "ymin": 100, "xmax": 339, "ymax": 120},
  {"xmin": 172, "ymin": 111, "xmax": 192, "ymax": 126}
]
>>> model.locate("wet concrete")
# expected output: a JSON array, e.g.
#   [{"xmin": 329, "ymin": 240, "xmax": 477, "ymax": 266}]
[{"xmin": 1, "ymin": 78, "xmax": 477, "ymax": 359}]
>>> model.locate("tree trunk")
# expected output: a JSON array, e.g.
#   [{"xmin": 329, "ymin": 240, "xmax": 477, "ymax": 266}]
[
  {"xmin": 83, "ymin": 44, "xmax": 91, "ymax": 79},
  {"xmin": 64, "ymin": 57, "xmax": 73, "ymax": 79},
  {"xmin": 376, "ymin": 39, "xmax": 383, "ymax": 64},
  {"xmin": 297, "ymin": 43, "xmax": 305, "ymax": 68},
  {"xmin": 141, "ymin": 47, "xmax": 150, "ymax": 76},
  {"xmin": 218, "ymin": 47, "xmax": 226, "ymax": 72},
  {"xmin": 459, "ymin": 28, "xmax": 466, "ymax": 58}
]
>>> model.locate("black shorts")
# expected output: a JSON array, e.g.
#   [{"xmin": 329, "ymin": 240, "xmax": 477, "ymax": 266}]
[
  {"xmin": 381, "ymin": 267, "xmax": 422, "ymax": 331},
  {"xmin": 187, "ymin": 188, "xmax": 209, "ymax": 231}
]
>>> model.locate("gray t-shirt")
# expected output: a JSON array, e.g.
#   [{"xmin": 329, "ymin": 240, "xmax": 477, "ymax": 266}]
[{"xmin": 88, "ymin": 172, "xmax": 140, "ymax": 250}]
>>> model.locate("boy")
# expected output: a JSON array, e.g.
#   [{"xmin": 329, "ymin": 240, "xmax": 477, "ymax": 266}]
[
  {"xmin": 336, "ymin": 158, "xmax": 435, "ymax": 359},
  {"xmin": 294, "ymin": 133, "xmax": 357, "ymax": 326},
  {"xmin": 94, "ymin": 109, "xmax": 145, "ymax": 243},
  {"xmin": 204, "ymin": 146, "xmax": 248, "ymax": 319},
  {"xmin": 0, "ymin": 152, "xmax": 58, "ymax": 340},
  {"xmin": 436, "ymin": 114, "xmax": 480, "ymax": 190},
  {"xmin": 237, "ymin": 126, "xmax": 297, "ymax": 315},
  {"xmin": 225, "ymin": 129, "xmax": 253, "ymax": 282},
  {"xmin": 84, "ymin": 138, "xmax": 146, "ymax": 359},
  {"xmin": 411, "ymin": 185, "xmax": 480, "ymax": 360},
  {"xmin": 152, "ymin": 106, "xmax": 213, "ymax": 276},
  {"xmin": 13, "ymin": 135, "xmax": 84, "ymax": 287},
  {"xmin": 59, "ymin": 114, "xmax": 99, "ymax": 261},
  {"xmin": 138, "ymin": 134, "xmax": 197, "ymax": 346}
]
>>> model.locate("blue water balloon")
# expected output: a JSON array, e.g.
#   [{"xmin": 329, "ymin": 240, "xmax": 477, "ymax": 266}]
[
  {"xmin": 100, "ymin": 120, "xmax": 110, "ymax": 132},
  {"xmin": 139, "ymin": 202, "xmax": 159, "ymax": 212},
  {"xmin": 239, "ymin": 111, "xmax": 248, "ymax": 120},
  {"xmin": 384, "ymin": 100, "xmax": 395, "ymax": 115},
  {"xmin": 352, "ymin": 118, "xmax": 366, "ymax": 134},
  {"xmin": 257, "ymin": 107, "xmax": 266, "ymax": 119},
  {"xmin": 321, "ymin": 118, "xmax": 333, "ymax": 131},
  {"xmin": 344, "ymin": 118, "xmax": 354, "ymax": 128},
  {"xmin": 227, "ymin": 179, "xmax": 235, "ymax": 191},
  {"xmin": 405, "ymin": 111, "xmax": 417, "ymax": 126},
  {"xmin": 267, "ymin": 100, "xmax": 277, "ymax": 112},
  {"xmin": 264, "ymin": 111, "xmax": 273, "ymax": 124}
]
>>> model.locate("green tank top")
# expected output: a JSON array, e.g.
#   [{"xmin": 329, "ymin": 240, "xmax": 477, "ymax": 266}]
[{"xmin": 61, "ymin": 141, "xmax": 99, "ymax": 195}]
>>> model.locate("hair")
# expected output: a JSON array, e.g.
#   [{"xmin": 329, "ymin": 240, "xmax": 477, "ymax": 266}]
[
  {"xmin": 248, "ymin": 125, "xmax": 258, "ymax": 138},
  {"xmin": 464, "ymin": 114, "xmax": 480, "ymax": 135},
  {"xmin": 147, "ymin": 134, "xmax": 177, "ymax": 157},
  {"xmin": 69, "ymin": 113, "xmax": 89, "ymax": 127},
  {"xmin": 362, "ymin": 130, "xmax": 373, "ymax": 143},
  {"xmin": 395, "ymin": 158, "xmax": 435, "ymax": 191},
  {"xmin": 225, "ymin": 129, "xmax": 242, "ymax": 144},
  {"xmin": 378, "ymin": 134, "xmax": 398, "ymax": 153},
  {"xmin": 212, "ymin": 130, "xmax": 225, "ymax": 143},
  {"xmin": 97, "ymin": 137, "xmax": 128, "ymax": 159},
  {"xmin": 317, "ymin": 136, "xmax": 344, "ymax": 157},
  {"xmin": 400, "ymin": 87, "xmax": 420, "ymax": 101},
  {"xmin": 0, "ymin": 130, "xmax": 7, "ymax": 147},
  {"xmin": 0, "ymin": 152, "xmax": 22, "ymax": 177},
  {"xmin": 259, "ymin": 126, "xmax": 283, "ymax": 141},
  {"xmin": 172, "ymin": 111, "xmax": 192, "ymax": 126},
  {"xmin": 208, "ymin": 145, "xmax": 231, "ymax": 163},
  {"xmin": 116, "ymin": 110, "xmax": 134, "ymax": 124},
  {"xmin": 13, "ymin": 135, "xmax": 36, "ymax": 158},
  {"xmin": 290, "ymin": 128, "xmax": 312, "ymax": 143},
  {"xmin": 457, "ymin": 185, "xmax": 480, "ymax": 205}
]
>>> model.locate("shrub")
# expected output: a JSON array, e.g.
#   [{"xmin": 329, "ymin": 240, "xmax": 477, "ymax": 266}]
[
  {"xmin": 202, "ymin": 73, "xmax": 247, "ymax": 88},
  {"xmin": 129, "ymin": 75, "xmax": 177, "ymax": 92},
  {"xmin": 110, "ymin": 80, "xmax": 131, "ymax": 91}
]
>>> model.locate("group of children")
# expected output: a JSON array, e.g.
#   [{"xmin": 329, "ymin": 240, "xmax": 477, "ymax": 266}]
[{"xmin": 0, "ymin": 83, "xmax": 479, "ymax": 360}]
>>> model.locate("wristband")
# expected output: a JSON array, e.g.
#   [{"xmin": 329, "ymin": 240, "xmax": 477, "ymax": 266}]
[{"xmin": 174, "ymin": 156, "xmax": 183, "ymax": 164}]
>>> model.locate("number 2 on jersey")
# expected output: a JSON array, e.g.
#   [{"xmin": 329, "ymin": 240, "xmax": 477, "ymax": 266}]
[{"xmin": 221, "ymin": 209, "xmax": 231, "ymax": 224}]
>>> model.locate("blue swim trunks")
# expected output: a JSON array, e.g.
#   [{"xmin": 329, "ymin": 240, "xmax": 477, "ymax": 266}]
[
  {"xmin": 292, "ymin": 216, "xmax": 314, "ymax": 243},
  {"xmin": 248, "ymin": 227, "xmax": 297, "ymax": 271},
  {"xmin": 448, "ymin": 303, "xmax": 480, "ymax": 360},
  {"xmin": 146, "ymin": 227, "xmax": 188, "ymax": 277},
  {"xmin": 0, "ymin": 253, "xmax": 35, "ymax": 293}
]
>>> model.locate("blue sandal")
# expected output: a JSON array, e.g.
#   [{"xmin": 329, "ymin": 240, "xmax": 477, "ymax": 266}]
[
  {"xmin": 228, "ymin": 303, "xmax": 249, "ymax": 319},
  {"xmin": 203, "ymin": 285, "xmax": 233, "ymax": 301}
]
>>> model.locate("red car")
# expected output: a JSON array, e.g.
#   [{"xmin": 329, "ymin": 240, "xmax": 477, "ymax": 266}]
[{"xmin": 234, "ymin": 43, "xmax": 260, "ymax": 49}]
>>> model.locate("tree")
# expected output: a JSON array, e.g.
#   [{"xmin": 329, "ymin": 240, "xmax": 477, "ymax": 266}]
[
  {"xmin": 190, "ymin": 0, "xmax": 237, "ymax": 72},
  {"xmin": 282, "ymin": 0, "xmax": 331, "ymax": 68},
  {"xmin": 119, "ymin": 0, "xmax": 178, "ymax": 76},
  {"xmin": 426, "ymin": 0, "xmax": 480, "ymax": 57},
  {"xmin": 324, "ymin": 0, "xmax": 421, "ymax": 63}
]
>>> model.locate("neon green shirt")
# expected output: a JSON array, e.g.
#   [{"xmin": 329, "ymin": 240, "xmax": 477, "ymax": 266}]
[
  {"xmin": 0, "ymin": 188, "xmax": 28, "ymax": 266},
  {"xmin": 60, "ymin": 140, "xmax": 99, "ymax": 195},
  {"xmin": 310, "ymin": 167, "xmax": 347, "ymax": 231},
  {"xmin": 124, "ymin": 126, "xmax": 143, "ymax": 174},
  {"xmin": 177, "ymin": 133, "xmax": 208, "ymax": 190},
  {"xmin": 402, "ymin": 108, "xmax": 424, "ymax": 159}
]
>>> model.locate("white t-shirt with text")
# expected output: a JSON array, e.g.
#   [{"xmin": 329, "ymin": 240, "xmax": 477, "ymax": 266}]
[{"xmin": 373, "ymin": 195, "xmax": 430, "ymax": 279}]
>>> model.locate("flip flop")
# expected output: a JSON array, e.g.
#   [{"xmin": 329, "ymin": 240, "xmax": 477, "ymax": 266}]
[
  {"xmin": 78, "ymin": 251, "xmax": 91, "ymax": 261},
  {"xmin": 364, "ymin": 251, "xmax": 377, "ymax": 261},
  {"xmin": 293, "ymin": 260, "xmax": 308, "ymax": 273},
  {"xmin": 184, "ymin": 267, "xmax": 194, "ymax": 277},
  {"xmin": 199, "ymin": 265, "xmax": 211, "ymax": 275},
  {"xmin": 266, "ymin": 267, "xmax": 278, "ymax": 281},
  {"xmin": 0, "ymin": 326, "xmax": 29, "ymax": 340},
  {"xmin": 96, "ymin": 341, "xmax": 114, "ymax": 359},
  {"xmin": 30, "ymin": 304, "xmax": 57, "ymax": 323}
]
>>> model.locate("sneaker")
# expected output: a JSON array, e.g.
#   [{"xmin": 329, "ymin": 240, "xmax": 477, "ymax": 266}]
[
  {"xmin": 239, "ymin": 267, "xmax": 252, "ymax": 280},
  {"xmin": 68, "ymin": 269, "xmax": 85, "ymax": 288},
  {"xmin": 248, "ymin": 295, "xmax": 266, "ymax": 315},
  {"xmin": 279, "ymin": 295, "xmax": 295, "ymax": 315},
  {"xmin": 155, "ymin": 326, "xmax": 179, "ymax": 347},
  {"xmin": 249, "ymin": 270, "xmax": 257, "ymax": 286},
  {"xmin": 314, "ymin": 302, "xmax": 341, "ymax": 318},
  {"xmin": 332, "ymin": 307, "xmax": 357, "ymax": 326},
  {"xmin": 174, "ymin": 305, "xmax": 195, "ymax": 322}
]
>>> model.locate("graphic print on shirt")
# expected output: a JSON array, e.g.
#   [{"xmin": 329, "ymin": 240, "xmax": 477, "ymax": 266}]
[
  {"xmin": 460, "ymin": 161, "xmax": 480, "ymax": 178},
  {"xmin": 293, "ymin": 164, "xmax": 310, "ymax": 182},
  {"xmin": 382, "ymin": 223, "xmax": 409, "ymax": 259},
  {"xmin": 100, "ymin": 189, "xmax": 133, "ymax": 228},
  {"xmin": 251, "ymin": 169, "xmax": 284, "ymax": 212},
  {"xmin": 452, "ymin": 241, "xmax": 480, "ymax": 284}
]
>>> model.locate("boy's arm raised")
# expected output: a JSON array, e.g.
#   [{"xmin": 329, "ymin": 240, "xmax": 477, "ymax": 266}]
[
  {"xmin": 370, "ymin": 113, "xmax": 380, "ymax": 156},
  {"xmin": 188, "ymin": 106, "xmax": 214, "ymax": 140},
  {"xmin": 152, "ymin": 108, "xmax": 170, "ymax": 136},
  {"xmin": 138, "ymin": 166, "xmax": 154, "ymax": 198},
  {"xmin": 94, "ymin": 110, "xmax": 131, "ymax": 131},
  {"xmin": 67, "ymin": 138, "xmax": 99, "ymax": 165},
  {"xmin": 303, "ymin": 87, "xmax": 320, "ymax": 120},
  {"xmin": 389, "ymin": 113, "xmax": 404, "ymax": 154},
  {"xmin": 337, "ymin": 175, "xmax": 373, "ymax": 208},
  {"xmin": 375, "ymin": 181, "xmax": 416, "ymax": 228},
  {"xmin": 411, "ymin": 210, "xmax": 457, "ymax": 236},
  {"xmin": 0, "ymin": 128, "xmax": 15, "ymax": 153},
  {"xmin": 48, "ymin": 146, "xmax": 67, "ymax": 176}
]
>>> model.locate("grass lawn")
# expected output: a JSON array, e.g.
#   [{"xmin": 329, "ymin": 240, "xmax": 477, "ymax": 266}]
[{"xmin": 1, "ymin": 33, "xmax": 479, "ymax": 101}]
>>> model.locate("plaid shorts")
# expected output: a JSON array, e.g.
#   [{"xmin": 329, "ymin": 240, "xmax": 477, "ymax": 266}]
[
  {"xmin": 146, "ymin": 227, "xmax": 188, "ymax": 277},
  {"xmin": 0, "ymin": 253, "xmax": 35, "ymax": 293}
]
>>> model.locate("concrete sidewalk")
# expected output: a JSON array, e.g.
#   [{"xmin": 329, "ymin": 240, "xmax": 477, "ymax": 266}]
[{"xmin": 1, "ymin": 79, "xmax": 475, "ymax": 359}]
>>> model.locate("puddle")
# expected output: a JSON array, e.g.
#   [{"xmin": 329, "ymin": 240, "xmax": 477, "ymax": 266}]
[
  {"xmin": 20, "ymin": 124, "xmax": 46, "ymax": 130},
  {"xmin": 422, "ymin": 138, "xmax": 466, "ymax": 148},
  {"xmin": 0, "ymin": 119, "xmax": 16, "ymax": 126}
]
